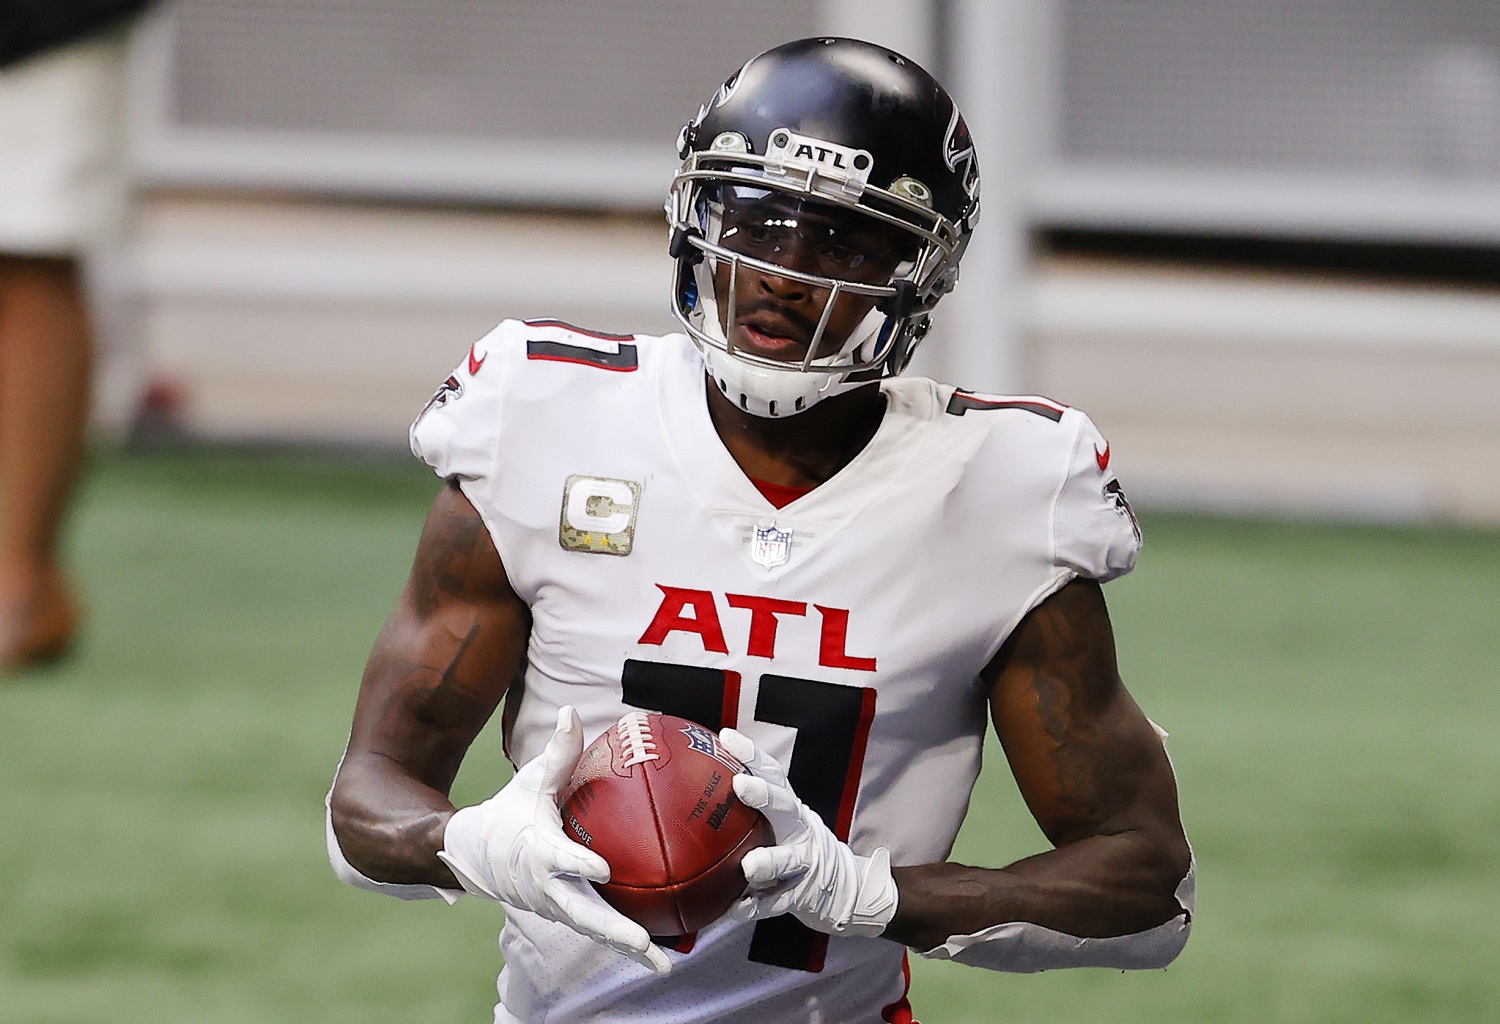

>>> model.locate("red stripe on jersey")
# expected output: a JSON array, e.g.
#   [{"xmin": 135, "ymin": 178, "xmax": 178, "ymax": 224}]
[
  {"xmin": 834, "ymin": 686, "xmax": 877, "ymax": 839},
  {"xmin": 721, "ymin": 670, "xmax": 742, "ymax": 730},
  {"xmin": 880, "ymin": 953, "xmax": 919, "ymax": 1023}
]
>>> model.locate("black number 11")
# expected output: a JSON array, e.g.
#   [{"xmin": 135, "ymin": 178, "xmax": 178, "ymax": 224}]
[{"xmin": 621, "ymin": 658, "xmax": 876, "ymax": 973}]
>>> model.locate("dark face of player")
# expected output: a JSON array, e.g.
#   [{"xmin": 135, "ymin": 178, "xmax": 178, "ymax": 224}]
[{"xmin": 711, "ymin": 191, "xmax": 915, "ymax": 364}]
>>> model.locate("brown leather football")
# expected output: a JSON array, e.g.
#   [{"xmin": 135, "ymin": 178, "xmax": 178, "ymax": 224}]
[{"xmin": 560, "ymin": 711, "xmax": 773, "ymax": 936}]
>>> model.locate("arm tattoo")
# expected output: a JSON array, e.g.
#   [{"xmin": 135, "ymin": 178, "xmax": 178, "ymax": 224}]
[
  {"xmin": 995, "ymin": 580, "xmax": 1127, "ymax": 843},
  {"xmin": 363, "ymin": 485, "xmax": 519, "ymax": 787},
  {"xmin": 411, "ymin": 484, "xmax": 487, "ymax": 616}
]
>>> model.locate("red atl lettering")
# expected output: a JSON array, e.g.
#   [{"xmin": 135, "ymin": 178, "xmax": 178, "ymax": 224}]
[
  {"xmin": 726, "ymin": 594, "xmax": 808, "ymax": 658},
  {"xmin": 637, "ymin": 586, "xmax": 728, "ymax": 653},
  {"xmin": 815, "ymin": 605, "xmax": 878, "ymax": 672},
  {"xmin": 637, "ymin": 587, "xmax": 876, "ymax": 672}
]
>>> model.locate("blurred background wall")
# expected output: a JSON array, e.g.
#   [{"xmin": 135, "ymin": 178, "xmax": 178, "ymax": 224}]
[{"xmin": 96, "ymin": 0, "xmax": 1500, "ymax": 523}]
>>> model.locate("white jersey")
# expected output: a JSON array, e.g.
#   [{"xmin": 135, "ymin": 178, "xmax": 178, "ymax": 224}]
[{"xmin": 410, "ymin": 319, "xmax": 1141, "ymax": 1024}]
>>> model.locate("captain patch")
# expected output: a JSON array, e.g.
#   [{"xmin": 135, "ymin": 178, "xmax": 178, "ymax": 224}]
[{"xmin": 560, "ymin": 475, "xmax": 641, "ymax": 556}]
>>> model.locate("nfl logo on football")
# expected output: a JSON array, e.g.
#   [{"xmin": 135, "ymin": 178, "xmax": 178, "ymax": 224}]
[
  {"xmin": 680, "ymin": 723, "xmax": 743, "ymax": 772},
  {"xmin": 750, "ymin": 523, "xmax": 792, "ymax": 569}
]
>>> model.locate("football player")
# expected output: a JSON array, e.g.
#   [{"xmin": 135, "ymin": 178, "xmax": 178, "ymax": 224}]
[{"xmin": 328, "ymin": 36, "xmax": 1193, "ymax": 1023}]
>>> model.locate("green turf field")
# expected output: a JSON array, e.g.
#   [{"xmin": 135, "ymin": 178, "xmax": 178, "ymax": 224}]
[{"xmin": 2, "ymin": 447, "xmax": 1496, "ymax": 1023}]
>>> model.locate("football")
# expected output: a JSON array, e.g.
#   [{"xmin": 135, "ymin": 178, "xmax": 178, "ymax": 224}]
[{"xmin": 560, "ymin": 711, "xmax": 774, "ymax": 936}]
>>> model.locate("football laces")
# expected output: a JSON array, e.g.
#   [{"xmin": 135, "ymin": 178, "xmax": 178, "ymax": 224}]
[{"xmin": 616, "ymin": 712, "xmax": 661, "ymax": 768}]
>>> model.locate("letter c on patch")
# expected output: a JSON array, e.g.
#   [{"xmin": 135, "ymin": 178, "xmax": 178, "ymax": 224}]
[{"xmin": 565, "ymin": 477, "xmax": 635, "ymax": 533}]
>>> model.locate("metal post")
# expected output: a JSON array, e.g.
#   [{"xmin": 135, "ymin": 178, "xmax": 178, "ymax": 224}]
[{"xmin": 923, "ymin": 0, "xmax": 1037, "ymax": 394}]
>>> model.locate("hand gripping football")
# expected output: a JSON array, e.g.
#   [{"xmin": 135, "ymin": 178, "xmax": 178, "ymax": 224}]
[{"xmin": 560, "ymin": 711, "xmax": 773, "ymax": 936}]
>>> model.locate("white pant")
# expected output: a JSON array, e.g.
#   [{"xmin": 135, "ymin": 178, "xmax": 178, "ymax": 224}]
[{"xmin": 0, "ymin": 32, "xmax": 128, "ymax": 256}]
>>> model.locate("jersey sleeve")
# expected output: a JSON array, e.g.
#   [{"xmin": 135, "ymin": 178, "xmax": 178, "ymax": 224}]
[
  {"xmin": 408, "ymin": 321, "xmax": 514, "ymax": 483},
  {"xmin": 1052, "ymin": 411, "xmax": 1142, "ymax": 582}
]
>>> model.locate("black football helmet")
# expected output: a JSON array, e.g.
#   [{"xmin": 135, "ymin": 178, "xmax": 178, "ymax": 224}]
[{"xmin": 667, "ymin": 37, "xmax": 981, "ymax": 417}]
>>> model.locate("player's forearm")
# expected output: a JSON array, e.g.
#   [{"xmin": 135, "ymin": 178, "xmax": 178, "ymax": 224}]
[
  {"xmin": 329, "ymin": 755, "xmax": 461, "ymax": 888},
  {"xmin": 884, "ymin": 829, "xmax": 1190, "ymax": 953}
]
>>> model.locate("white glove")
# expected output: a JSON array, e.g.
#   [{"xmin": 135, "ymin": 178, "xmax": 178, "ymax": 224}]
[
  {"xmin": 439, "ymin": 706, "xmax": 671, "ymax": 976},
  {"xmin": 719, "ymin": 728, "xmax": 898, "ymax": 938}
]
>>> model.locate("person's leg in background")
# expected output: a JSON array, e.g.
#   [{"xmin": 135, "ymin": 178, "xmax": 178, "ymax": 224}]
[
  {"xmin": 0, "ymin": 22, "xmax": 135, "ymax": 674},
  {"xmin": 0, "ymin": 253, "xmax": 90, "ymax": 669}
]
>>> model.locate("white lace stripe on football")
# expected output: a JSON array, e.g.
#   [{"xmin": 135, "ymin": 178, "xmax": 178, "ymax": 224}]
[{"xmin": 616, "ymin": 712, "xmax": 660, "ymax": 768}]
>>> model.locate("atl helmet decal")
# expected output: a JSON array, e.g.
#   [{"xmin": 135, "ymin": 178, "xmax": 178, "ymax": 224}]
[{"xmin": 763, "ymin": 129, "xmax": 874, "ymax": 192}]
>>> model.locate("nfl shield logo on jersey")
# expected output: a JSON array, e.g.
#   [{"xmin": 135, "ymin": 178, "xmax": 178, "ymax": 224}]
[{"xmin": 750, "ymin": 522, "xmax": 792, "ymax": 569}]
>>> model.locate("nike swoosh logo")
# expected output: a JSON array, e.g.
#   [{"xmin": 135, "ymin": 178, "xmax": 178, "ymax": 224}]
[
  {"xmin": 468, "ymin": 343, "xmax": 486, "ymax": 375},
  {"xmin": 1095, "ymin": 443, "xmax": 1111, "ymax": 472}
]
